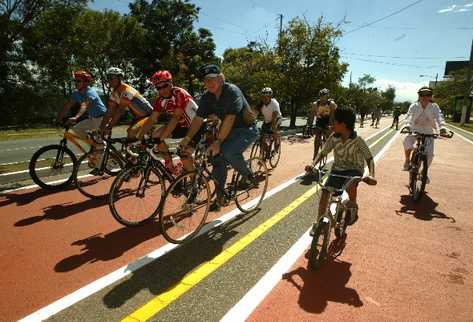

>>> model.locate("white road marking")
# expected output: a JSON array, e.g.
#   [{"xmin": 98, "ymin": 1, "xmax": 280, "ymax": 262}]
[
  {"xmin": 17, "ymin": 126, "xmax": 391, "ymax": 321},
  {"xmin": 220, "ymin": 130, "xmax": 400, "ymax": 322}
]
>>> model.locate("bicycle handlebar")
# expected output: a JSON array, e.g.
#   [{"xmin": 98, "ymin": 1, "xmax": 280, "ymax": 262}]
[
  {"xmin": 308, "ymin": 167, "xmax": 376, "ymax": 193},
  {"xmin": 400, "ymin": 127, "xmax": 454, "ymax": 138}
]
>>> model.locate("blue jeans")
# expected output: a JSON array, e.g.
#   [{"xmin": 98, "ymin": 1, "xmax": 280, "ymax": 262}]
[{"xmin": 212, "ymin": 125, "xmax": 258, "ymax": 198}]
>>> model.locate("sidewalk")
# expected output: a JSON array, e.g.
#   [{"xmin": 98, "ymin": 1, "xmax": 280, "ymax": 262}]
[{"xmin": 247, "ymin": 132, "xmax": 473, "ymax": 321}]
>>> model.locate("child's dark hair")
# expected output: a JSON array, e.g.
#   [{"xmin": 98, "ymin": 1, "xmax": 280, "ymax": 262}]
[{"xmin": 334, "ymin": 107, "xmax": 356, "ymax": 132}]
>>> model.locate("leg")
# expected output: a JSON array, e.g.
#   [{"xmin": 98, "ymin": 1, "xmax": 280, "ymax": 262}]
[
  {"xmin": 313, "ymin": 130, "xmax": 322, "ymax": 160},
  {"xmin": 318, "ymin": 190, "xmax": 330, "ymax": 220},
  {"xmin": 403, "ymin": 135, "xmax": 415, "ymax": 170},
  {"xmin": 346, "ymin": 183, "xmax": 359, "ymax": 225},
  {"xmin": 220, "ymin": 126, "xmax": 258, "ymax": 178}
]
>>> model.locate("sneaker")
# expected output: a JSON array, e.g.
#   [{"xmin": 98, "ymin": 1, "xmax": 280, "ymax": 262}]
[
  {"xmin": 402, "ymin": 161, "xmax": 410, "ymax": 171},
  {"xmin": 209, "ymin": 200, "xmax": 221, "ymax": 212},
  {"xmin": 237, "ymin": 175, "xmax": 257, "ymax": 190}
]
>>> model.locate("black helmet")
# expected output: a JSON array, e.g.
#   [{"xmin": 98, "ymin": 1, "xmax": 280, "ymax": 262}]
[{"xmin": 417, "ymin": 86, "xmax": 433, "ymax": 95}]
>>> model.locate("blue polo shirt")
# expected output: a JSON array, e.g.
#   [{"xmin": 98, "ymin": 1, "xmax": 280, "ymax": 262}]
[
  {"xmin": 197, "ymin": 82, "xmax": 250, "ymax": 128},
  {"xmin": 71, "ymin": 87, "xmax": 106, "ymax": 118}
]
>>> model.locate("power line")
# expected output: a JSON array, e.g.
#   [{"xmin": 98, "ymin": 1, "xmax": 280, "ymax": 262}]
[
  {"xmin": 344, "ymin": 0, "xmax": 425, "ymax": 35},
  {"xmin": 341, "ymin": 51, "xmax": 468, "ymax": 60},
  {"xmin": 341, "ymin": 56, "xmax": 438, "ymax": 69}
]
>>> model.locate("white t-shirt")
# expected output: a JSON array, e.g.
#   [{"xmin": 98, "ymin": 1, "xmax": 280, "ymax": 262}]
[{"xmin": 261, "ymin": 98, "xmax": 282, "ymax": 123}]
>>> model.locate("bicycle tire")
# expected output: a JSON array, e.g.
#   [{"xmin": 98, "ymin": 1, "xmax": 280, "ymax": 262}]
[
  {"xmin": 29, "ymin": 144, "xmax": 77, "ymax": 190},
  {"xmin": 235, "ymin": 157, "xmax": 269, "ymax": 213},
  {"xmin": 334, "ymin": 207, "xmax": 349, "ymax": 239},
  {"xmin": 159, "ymin": 171, "xmax": 210, "ymax": 244},
  {"xmin": 413, "ymin": 155, "xmax": 428, "ymax": 201},
  {"xmin": 109, "ymin": 164, "xmax": 165, "ymax": 227},
  {"xmin": 250, "ymin": 140, "xmax": 261, "ymax": 160},
  {"xmin": 268, "ymin": 138, "xmax": 281, "ymax": 169},
  {"xmin": 75, "ymin": 152, "xmax": 124, "ymax": 199},
  {"xmin": 308, "ymin": 219, "xmax": 330, "ymax": 271}
]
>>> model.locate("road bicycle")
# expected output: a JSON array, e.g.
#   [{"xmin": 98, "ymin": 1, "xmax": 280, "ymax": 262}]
[
  {"xmin": 308, "ymin": 167, "xmax": 376, "ymax": 270},
  {"xmin": 74, "ymin": 135, "xmax": 145, "ymax": 199},
  {"xmin": 108, "ymin": 137, "xmax": 184, "ymax": 227},
  {"xmin": 158, "ymin": 120, "xmax": 269, "ymax": 244},
  {"xmin": 250, "ymin": 130, "xmax": 281, "ymax": 169},
  {"xmin": 29, "ymin": 124, "xmax": 105, "ymax": 190},
  {"xmin": 400, "ymin": 127, "xmax": 453, "ymax": 201}
]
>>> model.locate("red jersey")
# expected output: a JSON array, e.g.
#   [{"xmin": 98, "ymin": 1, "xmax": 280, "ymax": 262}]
[{"xmin": 153, "ymin": 87, "xmax": 197, "ymax": 127}]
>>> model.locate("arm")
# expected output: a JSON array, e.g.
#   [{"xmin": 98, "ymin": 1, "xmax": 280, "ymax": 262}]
[
  {"xmin": 329, "ymin": 101, "xmax": 337, "ymax": 126},
  {"xmin": 56, "ymin": 100, "xmax": 74, "ymax": 123},
  {"xmin": 311, "ymin": 134, "xmax": 336, "ymax": 167},
  {"xmin": 433, "ymin": 104, "xmax": 446, "ymax": 129},
  {"xmin": 271, "ymin": 111, "xmax": 279, "ymax": 132},
  {"xmin": 160, "ymin": 109, "xmax": 183, "ymax": 139},
  {"xmin": 405, "ymin": 104, "xmax": 415, "ymax": 128},
  {"xmin": 70, "ymin": 101, "xmax": 89, "ymax": 122},
  {"xmin": 181, "ymin": 116, "xmax": 204, "ymax": 146},
  {"xmin": 216, "ymin": 114, "xmax": 236, "ymax": 142}
]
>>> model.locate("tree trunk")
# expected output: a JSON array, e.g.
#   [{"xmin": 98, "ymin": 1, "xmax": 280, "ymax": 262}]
[{"xmin": 290, "ymin": 98, "xmax": 297, "ymax": 128}]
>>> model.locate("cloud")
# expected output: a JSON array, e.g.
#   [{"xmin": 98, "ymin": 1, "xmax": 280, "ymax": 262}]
[
  {"xmin": 438, "ymin": 3, "xmax": 473, "ymax": 13},
  {"xmin": 375, "ymin": 79, "xmax": 427, "ymax": 102}
]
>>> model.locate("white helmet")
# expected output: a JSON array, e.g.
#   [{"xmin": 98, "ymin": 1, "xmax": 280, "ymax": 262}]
[
  {"xmin": 261, "ymin": 87, "xmax": 273, "ymax": 96},
  {"xmin": 106, "ymin": 67, "xmax": 124, "ymax": 78}
]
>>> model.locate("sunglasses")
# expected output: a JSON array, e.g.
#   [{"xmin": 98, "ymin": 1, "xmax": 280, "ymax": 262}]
[{"xmin": 156, "ymin": 83, "xmax": 170, "ymax": 90}]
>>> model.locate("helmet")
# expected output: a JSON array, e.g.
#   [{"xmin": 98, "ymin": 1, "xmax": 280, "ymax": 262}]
[
  {"xmin": 73, "ymin": 70, "xmax": 92, "ymax": 83},
  {"xmin": 417, "ymin": 86, "xmax": 433, "ymax": 95},
  {"xmin": 261, "ymin": 87, "xmax": 273, "ymax": 96},
  {"xmin": 319, "ymin": 88, "xmax": 329, "ymax": 96},
  {"xmin": 150, "ymin": 70, "xmax": 172, "ymax": 85},
  {"xmin": 106, "ymin": 67, "xmax": 124, "ymax": 78}
]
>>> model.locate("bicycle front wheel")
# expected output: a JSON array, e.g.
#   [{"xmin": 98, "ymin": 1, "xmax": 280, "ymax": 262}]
[
  {"xmin": 235, "ymin": 157, "xmax": 268, "ymax": 213},
  {"xmin": 75, "ymin": 151, "xmax": 124, "ymax": 199},
  {"xmin": 268, "ymin": 138, "xmax": 281, "ymax": 169},
  {"xmin": 308, "ymin": 219, "xmax": 330, "ymax": 271},
  {"xmin": 411, "ymin": 154, "xmax": 428, "ymax": 201},
  {"xmin": 29, "ymin": 144, "xmax": 77, "ymax": 190},
  {"xmin": 160, "ymin": 172, "xmax": 210, "ymax": 244},
  {"xmin": 109, "ymin": 164, "xmax": 165, "ymax": 227}
]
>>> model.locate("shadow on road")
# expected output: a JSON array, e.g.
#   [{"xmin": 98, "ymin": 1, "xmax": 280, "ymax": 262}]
[
  {"xmin": 282, "ymin": 258, "xmax": 363, "ymax": 314},
  {"xmin": 14, "ymin": 197, "xmax": 108, "ymax": 226},
  {"xmin": 102, "ymin": 210, "xmax": 259, "ymax": 309},
  {"xmin": 0, "ymin": 186, "xmax": 74, "ymax": 208},
  {"xmin": 397, "ymin": 194, "xmax": 455, "ymax": 222}
]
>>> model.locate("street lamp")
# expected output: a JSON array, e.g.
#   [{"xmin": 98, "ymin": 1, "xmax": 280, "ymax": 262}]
[{"xmin": 419, "ymin": 73, "xmax": 439, "ymax": 87}]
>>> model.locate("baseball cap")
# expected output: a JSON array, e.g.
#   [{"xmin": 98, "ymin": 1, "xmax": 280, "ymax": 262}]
[{"xmin": 200, "ymin": 64, "xmax": 221, "ymax": 79}]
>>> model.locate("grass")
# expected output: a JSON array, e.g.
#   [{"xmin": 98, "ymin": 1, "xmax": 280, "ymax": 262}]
[
  {"xmin": 447, "ymin": 119, "xmax": 473, "ymax": 134},
  {"xmin": 0, "ymin": 127, "xmax": 64, "ymax": 141}
]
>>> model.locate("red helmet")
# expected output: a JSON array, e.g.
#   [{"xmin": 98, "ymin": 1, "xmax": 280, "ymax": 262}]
[
  {"xmin": 150, "ymin": 70, "xmax": 172, "ymax": 85},
  {"xmin": 73, "ymin": 70, "xmax": 93, "ymax": 83}
]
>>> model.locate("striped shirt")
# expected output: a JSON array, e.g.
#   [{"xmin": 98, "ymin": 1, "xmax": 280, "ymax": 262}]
[{"xmin": 319, "ymin": 132, "xmax": 373, "ymax": 173}]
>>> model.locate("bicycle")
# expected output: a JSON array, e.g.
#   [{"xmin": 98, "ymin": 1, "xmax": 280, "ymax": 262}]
[
  {"xmin": 308, "ymin": 167, "xmax": 376, "ymax": 270},
  {"xmin": 159, "ymin": 121, "xmax": 269, "ymax": 244},
  {"xmin": 29, "ymin": 124, "xmax": 104, "ymax": 190},
  {"xmin": 108, "ymin": 137, "xmax": 184, "ymax": 227},
  {"xmin": 400, "ymin": 127, "xmax": 453, "ymax": 201},
  {"xmin": 74, "ymin": 135, "xmax": 145, "ymax": 199},
  {"xmin": 250, "ymin": 130, "xmax": 281, "ymax": 169}
]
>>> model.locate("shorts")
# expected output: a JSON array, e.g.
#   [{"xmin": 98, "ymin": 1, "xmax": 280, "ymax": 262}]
[
  {"xmin": 129, "ymin": 115, "xmax": 151, "ymax": 131},
  {"xmin": 403, "ymin": 135, "xmax": 434, "ymax": 163},
  {"xmin": 261, "ymin": 118, "xmax": 282, "ymax": 134},
  {"xmin": 315, "ymin": 116, "xmax": 330, "ymax": 129},
  {"xmin": 70, "ymin": 117, "xmax": 103, "ymax": 140},
  {"xmin": 324, "ymin": 169, "xmax": 363, "ymax": 192}
]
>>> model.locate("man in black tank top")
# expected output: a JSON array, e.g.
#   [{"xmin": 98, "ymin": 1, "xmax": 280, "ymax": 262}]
[{"xmin": 310, "ymin": 88, "xmax": 337, "ymax": 160}]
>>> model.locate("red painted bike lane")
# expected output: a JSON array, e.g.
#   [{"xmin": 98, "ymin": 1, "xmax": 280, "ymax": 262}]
[
  {"xmin": 0, "ymin": 122, "xmax": 390, "ymax": 321},
  {"xmin": 247, "ymin": 133, "xmax": 473, "ymax": 322}
]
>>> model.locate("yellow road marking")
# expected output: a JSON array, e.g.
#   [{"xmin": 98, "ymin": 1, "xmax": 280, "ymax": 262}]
[{"xmin": 122, "ymin": 185, "xmax": 320, "ymax": 322}]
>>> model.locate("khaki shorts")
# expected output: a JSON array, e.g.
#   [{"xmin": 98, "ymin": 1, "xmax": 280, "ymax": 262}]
[{"xmin": 71, "ymin": 117, "xmax": 103, "ymax": 139}]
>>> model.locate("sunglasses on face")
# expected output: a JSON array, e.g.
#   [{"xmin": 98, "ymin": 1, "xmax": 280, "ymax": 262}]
[{"xmin": 156, "ymin": 83, "xmax": 170, "ymax": 90}]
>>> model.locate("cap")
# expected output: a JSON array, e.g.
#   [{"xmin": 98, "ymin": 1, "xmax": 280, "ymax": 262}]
[{"xmin": 201, "ymin": 64, "xmax": 221, "ymax": 79}]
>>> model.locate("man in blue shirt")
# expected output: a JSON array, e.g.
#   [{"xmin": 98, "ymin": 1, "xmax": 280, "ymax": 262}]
[
  {"xmin": 56, "ymin": 70, "xmax": 106, "ymax": 140},
  {"xmin": 180, "ymin": 64, "xmax": 258, "ymax": 211}
]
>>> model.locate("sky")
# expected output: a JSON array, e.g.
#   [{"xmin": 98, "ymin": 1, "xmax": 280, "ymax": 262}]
[{"xmin": 89, "ymin": 0, "xmax": 473, "ymax": 102}]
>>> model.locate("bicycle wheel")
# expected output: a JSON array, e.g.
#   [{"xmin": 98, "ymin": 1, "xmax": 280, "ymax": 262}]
[
  {"xmin": 75, "ymin": 151, "xmax": 124, "ymax": 199},
  {"xmin": 29, "ymin": 144, "xmax": 77, "ymax": 190},
  {"xmin": 249, "ymin": 140, "xmax": 261, "ymax": 160},
  {"xmin": 268, "ymin": 138, "xmax": 281, "ymax": 169},
  {"xmin": 109, "ymin": 164, "xmax": 165, "ymax": 227},
  {"xmin": 235, "ymin": 157, "xmax": 268, "ymax": 213},
  {"xmin": 334, "ymin": 207, "xmax": 349, "ymax": 239},
  {"xmin": 411, "ymin": 155, "xmax": 428, "ymax": 201},
  {"xmin": 159, "ymin": 172, "xmax": 210, "ymax": 244},
  {"xmin": 308, "ymin": 219, "xmax": 330, "ymax": 271}
]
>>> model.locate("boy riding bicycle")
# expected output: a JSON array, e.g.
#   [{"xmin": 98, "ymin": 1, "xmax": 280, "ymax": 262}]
[{"xmin": 306, "ymin": 107, "xmax": 377, "ymax": 232}]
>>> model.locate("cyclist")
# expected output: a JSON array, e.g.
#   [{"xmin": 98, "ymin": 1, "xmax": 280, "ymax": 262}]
[
  {"xmin": 310, "ymin": 88, "xmax": 337, "ymax": 160},
  {"xmin": 371, "ymin": 105, "xmax": 382, "ymax": 128},
  {"xmin": 391, "ymin": 105, "xmax": 401, "ymax": 130},
  {"xmin": 56, "ymin": 70, "xmax": 106, "ymax": 140},
  {"xmin": 258, "ymin": 87, "xmax": 282, "ymax": 153},
  {"xmin": 180, "ymin": 64, "xmax": 258, "ymax": 212},
  {"xmin": 99, "ymin": 67, "xmax": 153, "ymax": 140},
  {"xmin": 137, "ymin": 70, "xmax": 199, "ymax": 174},
  {"xmin": 306, "ymin": 107, "xmax": 376, "ymax": 232},
  {"xmin": 402, "ymin": 87, "xmax": 447, "ymax": 179}
]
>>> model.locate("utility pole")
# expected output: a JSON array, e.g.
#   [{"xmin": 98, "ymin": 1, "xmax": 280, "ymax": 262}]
[
  {"xmin": 277, "ymin": 13, "xmax": 283, "ymax": 55},
  {"xmin": 460, "ymin": 38, "xmax": 473, "ymax": 125}
]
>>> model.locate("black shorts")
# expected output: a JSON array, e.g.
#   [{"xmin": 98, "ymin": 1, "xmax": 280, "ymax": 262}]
[
  {"xmin": 171, "ymin": 126, "xmax": 188, "ymax": 139},
  {"xmin": 261, "ymin": 119, "xmax": 282, "ymax": 134},
  {"xmin": 315, "ymin": 116, "xmax": 330, "ymax": 129},
  {"xmin": 324, "ymin": 169, "xmax": 363, "ymax": 192}
]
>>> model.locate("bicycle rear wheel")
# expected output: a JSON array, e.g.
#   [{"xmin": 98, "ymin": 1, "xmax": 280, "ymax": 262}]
[
  {"xmin": 159, "ymin": 172, "xmax": 210, "ymax": 244},
  {"xmin": 29, "ymin": 144, "xmax": 77, "ymax": 190},
  {"xmin": 268, "ymin": 138, "xmax": 281, "ymax": 169},
  {"xmin": 109, "ymin": 164, "xmax": 165, "ymax": 227},
  {"xmin": 235, "ymin": 157, "xmax": 268, "ymax": 213},
  {"xmin": 308, "ymin": 218, "xmax": 330, "ymax": 271},
  {"xmin": 75, "ymin": 151, "xmax": 124, "ymax": 199}
]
